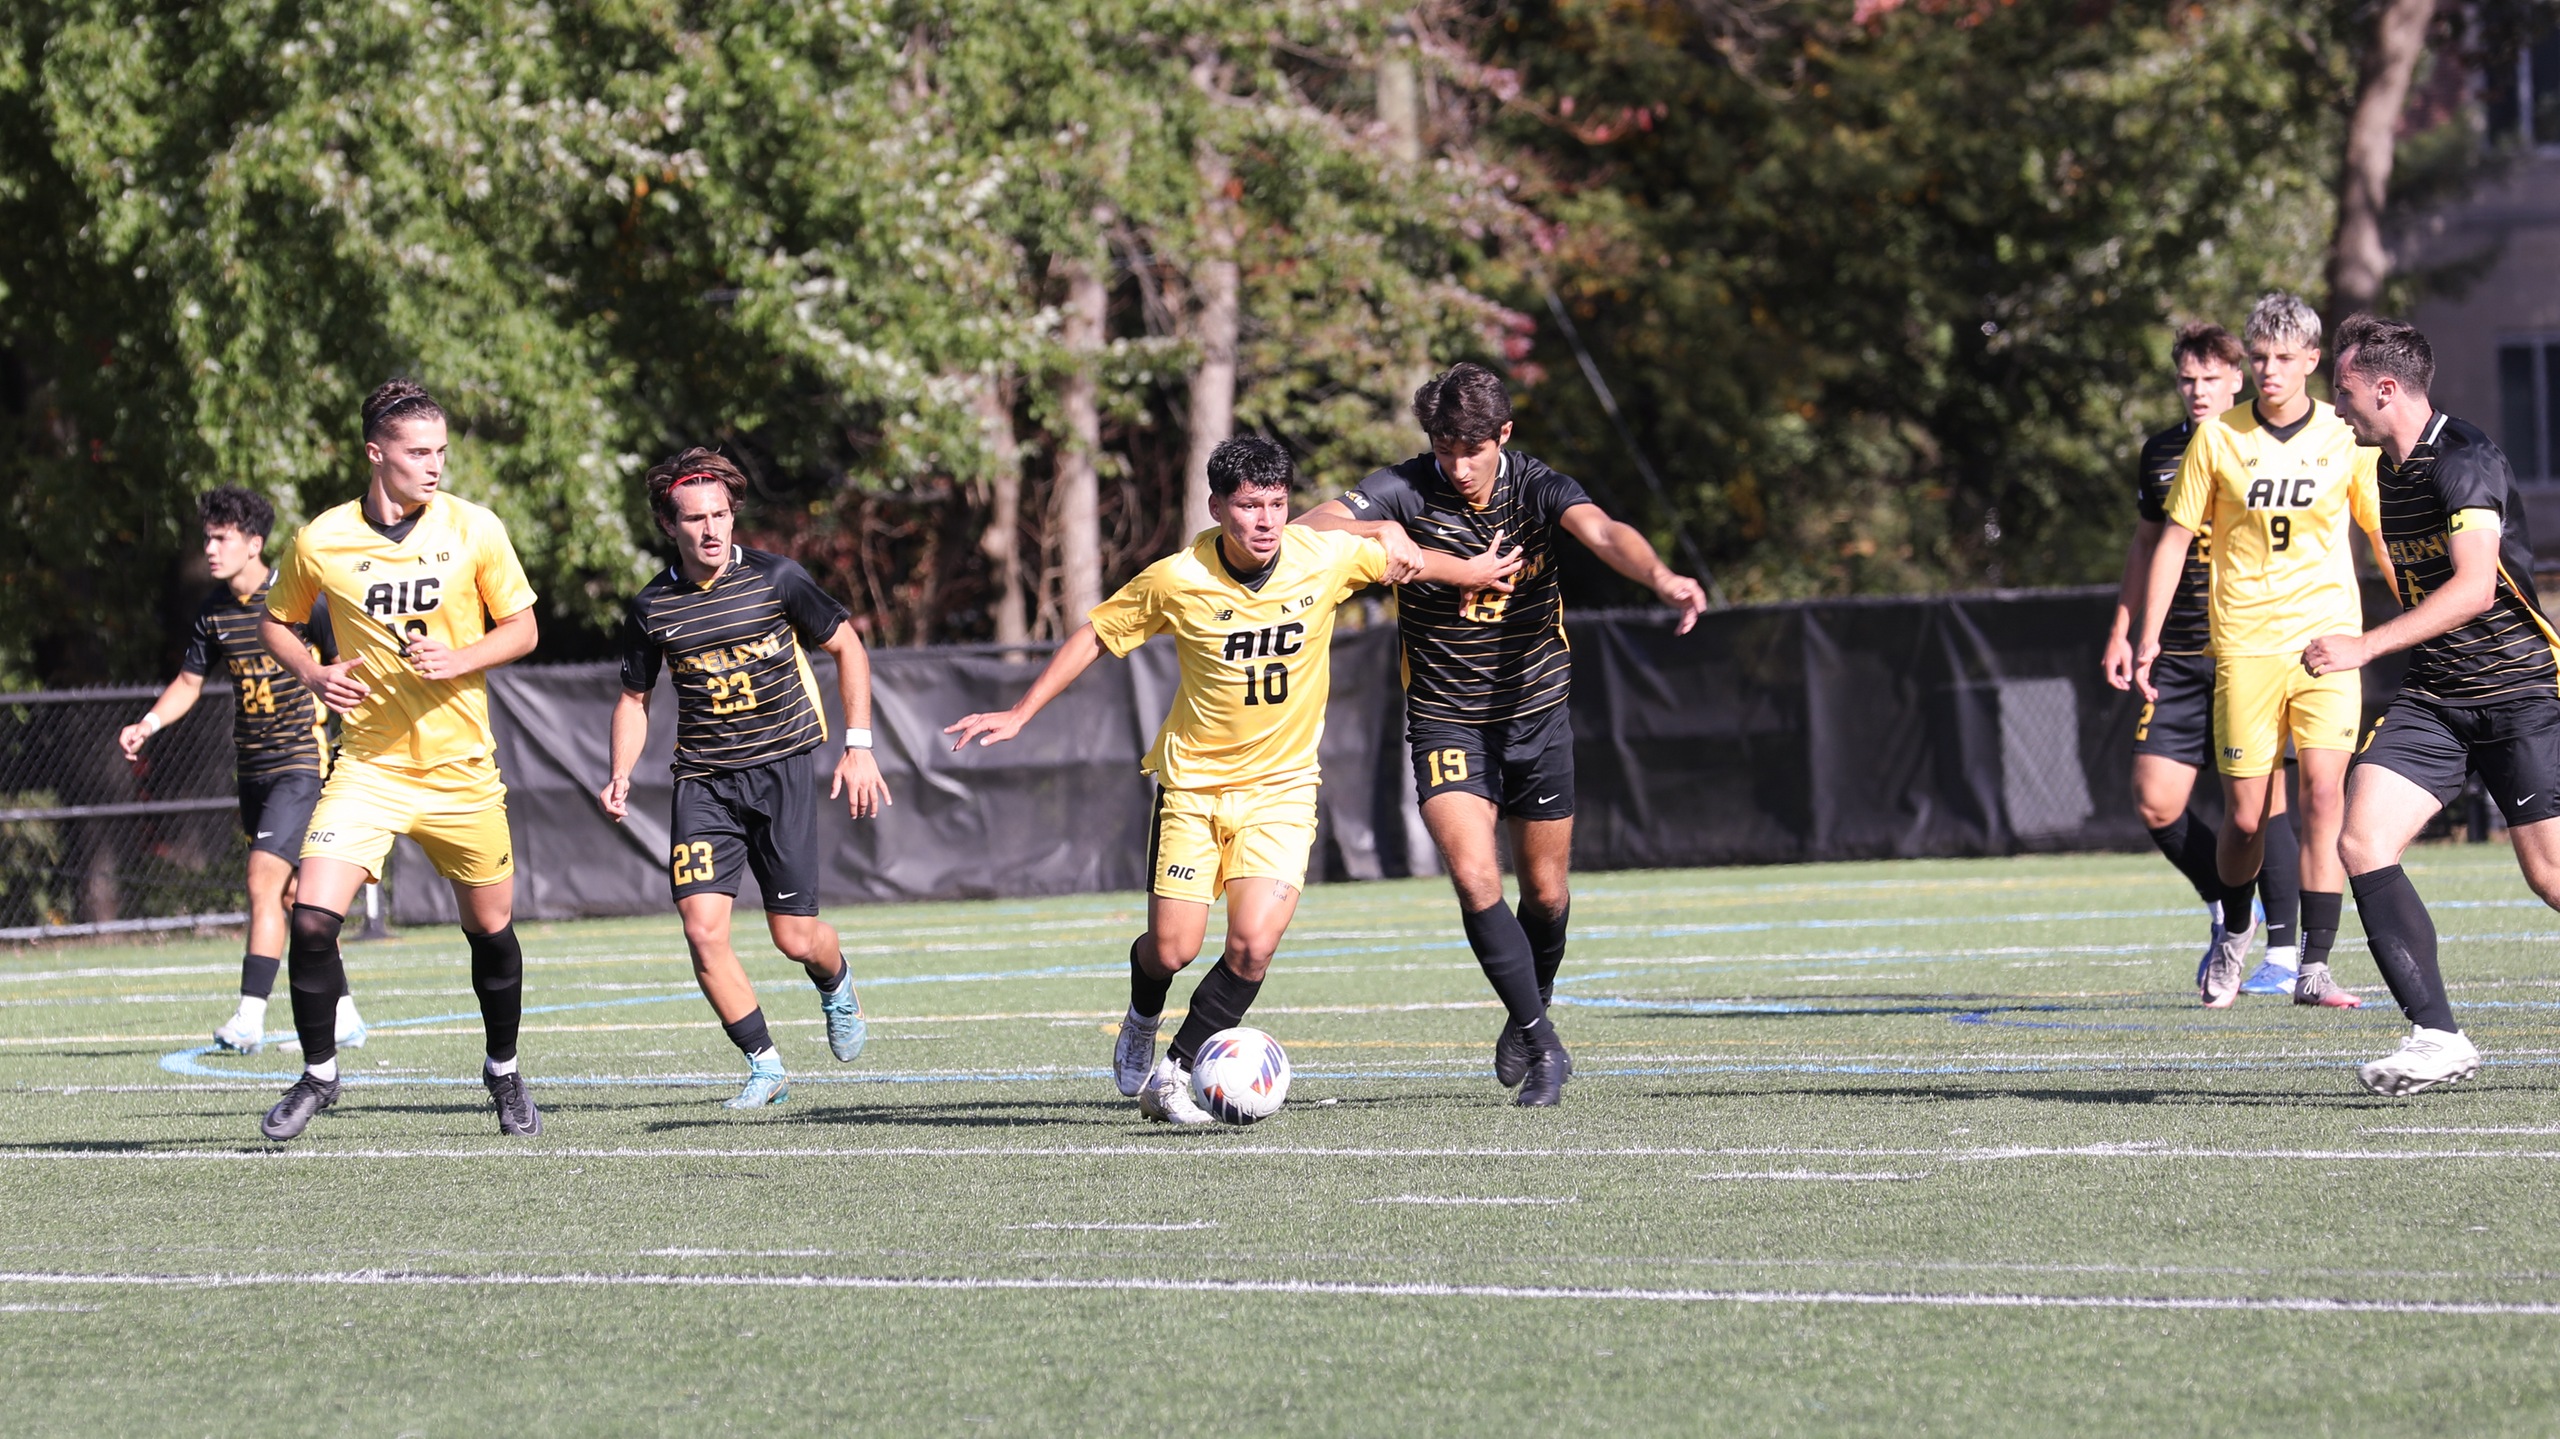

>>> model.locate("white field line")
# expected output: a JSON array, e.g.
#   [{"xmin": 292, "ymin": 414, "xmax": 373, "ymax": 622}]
[
  {"xmin": 2364, "ymin": 1127, "xmax": 2560, "ymax": 1136},
  {"xmin": 2, "ymin": 1268, "xmax": 2557, "ymax": 1316},
  {"xmin": 1004, "ymin": 1221, "xmax": 1223, "ymax": 1232},
  {"xmin": 1692, "ymin": 1172, "xmax": 1930, "ymax": 1183},
  {"xmin": 1360, "ymin": 1196, "xmax": 1579, "ymax": 1206},
  {"xmin": 0, "ymin": 1302, "xmax": 99, "ymax": 1313},
  {"xmin": 11, "ymin": 1142, "xmax": 2560, "ymax": 1163}
]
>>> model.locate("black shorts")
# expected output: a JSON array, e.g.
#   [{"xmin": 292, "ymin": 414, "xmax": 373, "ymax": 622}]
[
  {"xmin": 1408, "ymin": 704, "xmax": 1576, "ymax": 821},
  {"xmin": 2354, "ymin": 692, "xmax": 2560, "ymax": 828},
  {"xmin": 237, "ymin": 769, "xmax": 321, "ymax": 863},
  {"xmin": 2132, "ymin": 651, "xmax": 2214, "ymax": 768},
  {"xmin": 667, "ymin": 753, "xmax": 821, "ymax": 914}
]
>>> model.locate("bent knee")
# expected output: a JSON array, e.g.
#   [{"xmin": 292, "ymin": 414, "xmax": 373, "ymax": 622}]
[{"xmin": 1221, "ymin": 945, "xmax": 1277, "ymax": 983}]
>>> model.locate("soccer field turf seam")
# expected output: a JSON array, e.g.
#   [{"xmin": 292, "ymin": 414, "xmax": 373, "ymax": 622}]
[{"xmin": 14, "ymin": 1141, "xmax": 2560, "ymax": 1161}]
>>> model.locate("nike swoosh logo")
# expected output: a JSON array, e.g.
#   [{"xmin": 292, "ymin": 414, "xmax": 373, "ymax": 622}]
[
  {"xmin": 775, "ymin": 892, "xmax": 797, "ymax": 899},
  {"xmin": 2521, "ymin": 795, "xmax": 2538, "ymax": 807},
  {"xmin": 1536, "ymin": 795, "xmax": 1559, "ymax": 805},
  {"xmin": 255, "ymin": 832, "xmax": 273, "ymax": 839}
]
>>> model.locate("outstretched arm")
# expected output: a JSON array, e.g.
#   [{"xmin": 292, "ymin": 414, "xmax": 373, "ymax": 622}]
[
  {"xmin": 820, "ymin": 620, "xmax": 891, "ymax": 817},
  {"xmin": 944, "ymin": 625, "xmax": 1108, "ymax": 750},
  {"xmin": 1297, "ymin": 498, "xmax": 1427, "ymax": 583},
  {"xmin": 1556, "ymin": 503, "xmax": 1709, "ymax": 634}
]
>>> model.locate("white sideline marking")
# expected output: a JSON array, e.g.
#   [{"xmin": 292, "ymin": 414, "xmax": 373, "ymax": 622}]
[
  {"xmin": 1693, "ymin": 1171, "xmax": 1929, "ymax": 1183},
  {"xmin": 1361, "ymin": 1196, "xmax": 1579, "ymax": 1207},
  {"xmin": 11, "ymin": 1142, "xmax": 2560, "ymax": 1164},
  {"xmin": 1, "ymin": 1269, "xmax": 2556, "ymax": 1316},
  {"xmin": 0, "ymin": 1302, "xmax": 100, "ymax": 1313},
  {"xmin": 2364, "ymin": 1127, "xmax": 2560, "ymax": 1136},
  {"xmin": 1005, "ymin": 1221, "xmax": 1223, "ymax": 1232}
]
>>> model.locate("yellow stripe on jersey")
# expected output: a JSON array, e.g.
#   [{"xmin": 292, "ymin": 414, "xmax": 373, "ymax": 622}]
[
  {"xmin": 1089, "ymin": 526, "xmax": 1391, "ymax": 792},
  {"xmin": 2164, "ymin": 401, "xmax": 2379, "ymax": 657},
  {"xmin": 266, "ymin": 493, "xmax": 537, "ymax": 771}
]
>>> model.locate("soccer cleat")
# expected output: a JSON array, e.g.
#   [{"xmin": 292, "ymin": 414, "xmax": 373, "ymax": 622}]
[
  {"xmin": 2200, "ymin": 922, "xmax": 2253, "ymax": 1008},
  {"xmin": 2195, "ymin": 918, "xmax": 2228, "ymax": 992},
  {"xmin": 213, "ymin": 1009, "xmax": 266, "ymax": 1054},
  {"xmin": 1493, "ymin": 1019, "xmax": 1533, "ymax": 1088},
  {"xmin": 484, "ymin": 1067, "xmax": 543, "ymax": 1136},
  {"xmin": 2293, "ymin": 963, "xmax": 2365, "ymax": 1009},
  {"xmin": 1515, "ymin": 1043, "xmax": 1572, "ymax": 1108},
  {"xmin": 334, "ymin": 995, "xmax": 368, "ymax": 1050},
  {"xmin": 1137, "ymin": 1057, "xmax": 1214, "ymax": 1126},
  {"xmin": 2241, "ymin": 943, "xmax": 2300, "ymax": 996},
  {"xmin": 725, "ymin": 1056, "xmax": 790, "ymax": 1109},
  {"xmin": 1113, "ymin": 1011, "xmax": 1160, "ymax": 1097},
  {"xmin": 2357, "ymin": 1026, "xmax": 2481, "ymax": 1097},
  {"xmin": 260, "ymin": 1073, "xmax": 341, "ymax": 1141},
  {"xmin": 819, "ymin": 974, "xmax": 867, "ymax": 1063}
]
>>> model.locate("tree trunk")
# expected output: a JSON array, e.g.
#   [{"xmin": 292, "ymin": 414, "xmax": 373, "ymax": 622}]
[
  {"xmin": 1184, "ymin": 143, "xmax": 1240, "ymax": 538},
  {"xmin": 1053, "ymin": 253, "xmax": 1107, "ymax": 630},
  {"xmin": 1377, "ymin": 28, "xmax": 1423, "ymax": 165},
  {"xmin": 972, "ymin": 370, "xmax": 1029, "ymax": 646},
  {"xmin": 2326, "ymin": 0, "xmax": 2437, "ymax": 320}
]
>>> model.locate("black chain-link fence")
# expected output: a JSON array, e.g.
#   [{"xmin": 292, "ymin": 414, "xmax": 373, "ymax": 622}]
[{"xmin": 0, "ymin": 684, "xmax": 250, "ymax": 940}]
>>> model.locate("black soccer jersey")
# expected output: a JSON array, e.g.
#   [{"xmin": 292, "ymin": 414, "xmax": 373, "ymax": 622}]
[
  {"xmin": 619, "ymin": 546, "xmax": 850, "ymax": 778},
  {"xmin": 2135, "ymin": 420, "xmax": 2213, "ymax": 657},
  {"xmin": 1341, "ymin": 451, "xmax": 1595, "ymax": 724},
  {"xmin": 2377, "ymin": 412, "xmax": 2559, "ymax": 705},
  {"xmin": 180, "ymin": 575, "xmax": 332, "ymax": 779}
]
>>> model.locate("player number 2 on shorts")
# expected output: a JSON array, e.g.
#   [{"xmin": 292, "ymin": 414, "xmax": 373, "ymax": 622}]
[
  {"xmin": 670, "ymin": 841, "xmax": 715, "ymax": 884},
  {"xmin": 1425, "ymin": 747, "xmax": 1469, "ymax": 787}
]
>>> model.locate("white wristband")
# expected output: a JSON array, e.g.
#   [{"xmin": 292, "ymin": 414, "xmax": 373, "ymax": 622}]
[
  {"xmin": 138, "ymin": 712, "xmax": 163, "ymax": 737},
  {"xmin": 844, "ymin": 728, "xmax": 873, "ymax": 751}
]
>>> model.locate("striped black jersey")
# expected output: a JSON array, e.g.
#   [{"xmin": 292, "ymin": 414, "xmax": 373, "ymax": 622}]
[
  {"xmin": 619, "ymin": 547, "xmax": 850, "ymax": 778},
  {"xmin": 180, "ymin": 575, "xmax": 333, "ymax": 779},
  {"xmin": 2378, "ymin": 412, "xmax": 2558, "ymax": 705},
  {"xmin": 2134, "ymin": 420, "xmax": 2213, "ymax": 656},
  {"xmin": 1341, "ymin": 451, "xmax": 1595, "ymax": 724}
]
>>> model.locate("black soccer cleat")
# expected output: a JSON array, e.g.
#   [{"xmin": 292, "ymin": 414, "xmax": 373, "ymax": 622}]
[
  {"xmin": 260, "ymin": 1074, "xmax": 341, "ymax": 1141},
  {"xmin": 484, "ymin": 1068, "xmax": 543, "ymax": 1136},
  {"xmin": 1515, "ymin": 1044, "xmax": 1572, "ymax": 1108},
  {"xmin": 1493, "ymin": 1019, "xmax": 1533, "ymax": 1088}
]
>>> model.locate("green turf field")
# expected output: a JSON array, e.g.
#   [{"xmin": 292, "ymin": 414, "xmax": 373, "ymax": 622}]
[{"xmin": 9, "ymin": 848, "xmax": 2560, "ymax": 1435}]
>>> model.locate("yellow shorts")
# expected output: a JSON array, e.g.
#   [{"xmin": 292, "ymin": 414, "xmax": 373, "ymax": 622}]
[
  {"xmin": 301, "ymin": 756, "xmax": 515, "ymax": 886},
  {"xmin": 1147, "ymin": 781, "xmax": 1319, "ymax": 905},
  {"xmin": 2213, "ymin": 654, "xmax": 2362, "ymax": 777}
]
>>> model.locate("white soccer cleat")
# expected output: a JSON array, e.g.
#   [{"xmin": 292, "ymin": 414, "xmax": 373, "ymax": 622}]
[
  {"xmin": 1113, "ymin": 1010, "xmax": 1160, "ymax": 1097},
  {"xmin": 2200, "ymin": 921, "xmax": 2254, "ymax": 1009},
  {"xmin": 1137, "ymin": 1057, "xmax": 1213, "ymax": 1126},
  {"xmin": 2194, "ymin": 916, "xmax": 2228, "ymax": 993},
  {"xmin": 2358, "ymin": 1026, "xmax": 2481, "ymax": 1097},
  {"xmin": 334, "ymin": 995, "xmax": 368, "ymax": 1049},
  {"xmin": 212, "ymin": 1008, "xmax": 265, "ymax": 1054}
]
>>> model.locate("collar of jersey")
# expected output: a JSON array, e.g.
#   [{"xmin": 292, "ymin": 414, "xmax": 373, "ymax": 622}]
[
  {"xmin": 678, "ymin": 548, "xmax": 739, "ymax": 592},
  {"xmin": 1432, "ymin": 449, "xmax": 1508, "ymax": 509}
]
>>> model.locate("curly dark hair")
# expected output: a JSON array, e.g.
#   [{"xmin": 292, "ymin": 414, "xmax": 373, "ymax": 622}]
[
  {"xmin": 1412, "ymin": 363, "xmax": 1513, "ymax": 449},
  {"xmin": 198, "ymin": 485, "xmax": 275, "ymax": 541},
  {"xmin": 362, "ymin": 377, "xmax": 446, "ymax": 443},
  {"xmin": 644, "ymin": 446, "xmax": 749, "ymax": 526},
  {"xmin": 2335, "ymin": 314, "xmax": 2434, "ymax": 393},
  {"xmin": 1206, "ymin": 435, "xmax": 1295, "ymax": 499}
]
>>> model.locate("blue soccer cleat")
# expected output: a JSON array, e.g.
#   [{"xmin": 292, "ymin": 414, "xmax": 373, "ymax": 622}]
[
  {"xmin": 725, "ymin": 1056, "xmax": 790, "ymax": 1109},
  {"xmin": 819, "ymin": 971, "xmax": 867, "ymax": 1063}
]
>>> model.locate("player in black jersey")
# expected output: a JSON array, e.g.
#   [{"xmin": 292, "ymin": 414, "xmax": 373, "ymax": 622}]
[
  {"xmin": 2305, "ymin": 316, "xmax": 2560, "ymax": 1094},
  {"xmin": 2103, "ymin": 324, "xmax": 2306, "ymax": 995},
  {"xmin": 119, "ymin": 487, "xmax": 367, "ymax": 1056},
  {"xmin": 1298, "ymin": 363, "xmax": 1709, "ymax": 1106},
  {"xmin": 601, "ymin": 449, "xmax": 889, "ymax": 1108}
]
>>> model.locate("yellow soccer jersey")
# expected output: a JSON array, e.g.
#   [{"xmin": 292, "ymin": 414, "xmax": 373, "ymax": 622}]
[
  {"xmin": 1089, "ymin": 526, "xmax": 1391, "ymax": 791},
  {"xmin": 266, "ymin": 493, "xmax": 537, "ymax": 770},
  {"xmin": 2164, "ymin": 401, "xmax": 2380, "ymax": 657}
]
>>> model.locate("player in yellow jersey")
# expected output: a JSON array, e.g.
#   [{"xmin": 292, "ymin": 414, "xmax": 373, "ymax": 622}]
[
  {"xmin": 2136, "ymin": 293, "xmax": 2393, "ymax": 1009},
  {"xmin": 253, "ymin": 379, "xmax": 545, "ymax": 1141},
  {"xmin": 945, "ymin": 436, "xmax": 1519, "ymax": 1124}
]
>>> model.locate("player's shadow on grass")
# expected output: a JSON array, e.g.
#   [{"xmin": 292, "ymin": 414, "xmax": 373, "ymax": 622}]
[
  {"xmin": 1644, "ymin": 1082, "xmax": 2408, "ymax": 1108},
  {"xmin": 639, "ymin": 1098, "xmax": 1129, "ymax": 1132}
]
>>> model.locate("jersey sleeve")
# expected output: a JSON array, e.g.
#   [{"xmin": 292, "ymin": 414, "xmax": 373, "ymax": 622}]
[
  {"xmin": 303, "ymin": 594, "xmax": 338, "ymax": 665},
  {"xmin": 1087, "ymin": 564, "xmax": 1168, "ymax": 658},
  {"xmin": 616, "ymin": 599, "xmax": 662, "ymax": 695},
  {"xmin": 1336, "ymin": 533, "xmax": 1392, "ymax": 596},
  {"xmin": 770, "ymin": 557, "xmax": 853, "ymax": 647},
  {"xmin": 2134, "ymin": 448, "xmax": 2170, "ymax": 524},
  {"xmin": 1339, "ymin": 465, "xmax": 1425, "ymax": 524},
  {"xmin": 179, "ymin": 604, "xmax": 214, "ymax": 676},
  {"xmin": 2431, "ymin": 439, "xmax": 2513, "ymax": 519},
  {"xmin": 2163, "ymin": 429, "xmax": 2217, "ymax": 533},
  {"xmin": 264, "ymin": 541, "xmax": 320, "ymax": 626},
  {"xmin": 473, "ymin": 510, "xmax": 539, "ymax": 621},
  {"xmin": 2349, "ymin": 449, "xmax": 2382, "ymax": 534},
  {"xmin": 1525, "ymin": 460, "xmax": 1596, "ymax": 525}
]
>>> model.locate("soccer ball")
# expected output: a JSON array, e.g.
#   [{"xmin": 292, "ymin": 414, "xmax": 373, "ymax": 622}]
[{"xmin": 1190, "ymin": 1026, "xmax": 1291, "ymax": 1124}]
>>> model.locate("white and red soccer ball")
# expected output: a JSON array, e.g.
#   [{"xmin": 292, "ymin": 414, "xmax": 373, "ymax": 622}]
[{"xmin": 1190, "ymin": 1026, "xmax": 1291, "ymax": 1124}]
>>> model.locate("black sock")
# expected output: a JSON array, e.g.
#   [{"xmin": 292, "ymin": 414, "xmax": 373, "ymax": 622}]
[
  {"xmin": 722, "ymin": 1007, "xmax": 775, "ymax": 1058},
  {"xmin": 2220, "ymin": 875, "xmax": 2258, "ymax": 934},
  {"xmin": 1462, "ymin": 900, "xmax": 1558, "ymax": 1052},
  {"xmin": 2147, "ymin": 813, "xmax": 2225, "ymax": 907},
  {"xmin": 239, "ymin": 953, "xmax": 282, "ymax": 1001},
  {"xmin": 2300, "ymin": 890, "xmax": 2342, "ymax": 971},
  {"xmin": 467, "ymin": 925, "xmax": 524, "ymax": 1064},
  {"xmin": 2350, "ymin": 866, "xmax": 2457, "ymax": 1032},
  {"xmin": 1129, "ymin": 938, "xmax": 1173, "ymax": 1022},
  {"xmin": 1168, "ymin": 960, "xmax": 1264, "ymax": 1067},
  {"xmin": 286, "ymin": 905, "xmax": 346, "ymax": 1069},
  {"xmin": 2259, "ymin": 810, "xmax": 2302, "ymax": 950},
  {"xmin": 811, "ymin": 951, "xmax": 850, "ymax": 994},
  {"xmin": 1519, "ymin": 901, "xmax": 1571, "ymax": 1005}
]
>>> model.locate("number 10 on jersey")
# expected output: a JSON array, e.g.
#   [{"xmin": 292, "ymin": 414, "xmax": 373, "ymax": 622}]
[{"xmin": 1239, "ymin": 661, "xmax": 1290, "ymax": 706}]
